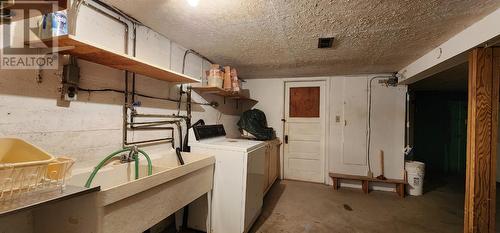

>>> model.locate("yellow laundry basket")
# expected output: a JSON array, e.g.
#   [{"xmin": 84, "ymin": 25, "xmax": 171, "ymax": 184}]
[
  {"xmin": 0, "ymin": 138, "xmax": 55, "ymax": 166},
  {"xmin": 0, "ymin": 138, "xmax": 74, "ymax": 202}
]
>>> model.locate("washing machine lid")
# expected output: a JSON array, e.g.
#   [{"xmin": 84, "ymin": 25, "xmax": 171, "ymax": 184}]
[
  {"xmin": 189, "ymin": 124, "xmax": 266, "ymax": 152},
  {"xmin": 190, "ymin": 137, "xmax": 265, "ymax": 152}
]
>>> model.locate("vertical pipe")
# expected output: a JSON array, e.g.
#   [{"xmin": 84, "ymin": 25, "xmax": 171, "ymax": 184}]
[
  {"xmin": 176, "ymin": 121, "xmax": 183, "ymax": 150},
  {"xmin": 131, "ymin": 24, "xmax": 137, "ymax": 124},
  {"xmin": 184, "ymin": 86, "xmax": 192, "ymax": 152},
  {"xmin": 171, "ymin": 129, "xmax": 175, "ymax": 149},
  {"xmin": 405, "ymin": 91, "xmax": 410, "ymax": 151},
  {"xmin": 134, "ymin": 151, "xmax": 139, "ymax": 180},
  {"xmin": 123, "ymin": 71, "xmax": 129, "ymax": 148}
]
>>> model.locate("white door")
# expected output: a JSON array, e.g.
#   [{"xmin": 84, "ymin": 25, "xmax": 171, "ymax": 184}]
[
  {"xmin": 342, "ymin": 78, "xmax": 368, "ymax": 166},
  {"xmin": 284, "ymin": 81, "xmax": 326, "ymax": 183}
]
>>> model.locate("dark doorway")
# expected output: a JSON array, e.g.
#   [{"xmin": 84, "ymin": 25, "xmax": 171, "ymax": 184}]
[
  {"xmin": 409, "ymin": 62, "xmax": 468, "ymax": 194},
  {"xmin": 408, "ymin": 61, "xmax": 469, "ymax": 230},
  {"xmin": 412, "ymin": 91, "xmax": 467, "ymax": 178},
  {"xmin": 410, "ymin": 62, "xmax": 468, "ymax": 181}
]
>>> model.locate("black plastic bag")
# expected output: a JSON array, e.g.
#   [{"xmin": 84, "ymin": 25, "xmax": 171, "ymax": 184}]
[{"xmin": 237, "ymin": 109, "xmax": 276, "ymax": 141}]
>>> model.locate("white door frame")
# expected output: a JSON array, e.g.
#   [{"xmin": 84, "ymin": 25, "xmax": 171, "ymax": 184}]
[{"xmin": 282, "ymin": 79, "xmax": 330, "ymax": 184}]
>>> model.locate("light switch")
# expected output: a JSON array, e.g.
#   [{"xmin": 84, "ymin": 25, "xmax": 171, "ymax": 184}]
[{"xmin": 335, "ymin": 116, "xmax": 341, "ymax": 123}]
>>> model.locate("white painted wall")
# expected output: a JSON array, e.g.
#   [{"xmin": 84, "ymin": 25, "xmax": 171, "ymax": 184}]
[
  {"xmin": 0, "ymin": 3, "xmax": 244, "ymax": 171},
  {"xmin": 0, "ymin": 2, "xmax": 405, "ymax": 231},
  {"xmin": 245, "ymin": 76, "xmax": 407, "ymax": 190},
  {"xmin": 0, "ymin": 3, "xmax": 253, "ymax": 232}
]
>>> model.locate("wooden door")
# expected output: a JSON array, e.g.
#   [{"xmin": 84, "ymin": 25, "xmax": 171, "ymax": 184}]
[{"xmin": 284, "ymin": 81, "xmax": 326, "ymax": 183}]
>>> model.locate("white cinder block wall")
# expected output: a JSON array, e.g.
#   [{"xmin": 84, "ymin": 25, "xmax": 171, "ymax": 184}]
[
  {"xmin": 0, "ymin": 2, "xmax": 244, "ymax": 170},
  {"xmin": 245, "ymin": 76, "xmax": 407, "ymax": 190},
  {"xmin": 0, "ymin": 4, "xmax": 247, "ymax": 231}
]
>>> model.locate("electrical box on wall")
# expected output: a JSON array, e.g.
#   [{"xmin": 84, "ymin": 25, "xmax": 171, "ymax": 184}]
[
  {"xmin": 61, "ymin": 56, "xmax": 80, "ymax": 101},
  {"xmin": 63, "ymin": 63, "xmax": 80, "ymax": 85}
]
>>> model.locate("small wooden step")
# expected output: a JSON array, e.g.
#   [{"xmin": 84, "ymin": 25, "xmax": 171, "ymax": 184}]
[{"xmin": 329, "ymin": 172, "xmax": 407, "ymax": 198}]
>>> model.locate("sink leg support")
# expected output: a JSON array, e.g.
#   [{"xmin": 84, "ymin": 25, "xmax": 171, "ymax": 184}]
[{"xmin": 206, "ymin": 190, "xmax": 212, "ymax": 233}]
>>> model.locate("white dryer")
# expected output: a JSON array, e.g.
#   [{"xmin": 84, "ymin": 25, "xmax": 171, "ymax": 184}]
[{"xmin": 187, "ymin": 124, "xmax": 266, "ymax": 233}]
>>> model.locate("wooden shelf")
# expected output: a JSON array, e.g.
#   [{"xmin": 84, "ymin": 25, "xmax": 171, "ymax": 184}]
[
  {"xmin": 191, "ymin": 86, "xmax": 257, "ymax": 102},
  {"xmin": 28, "ymin": 35, "xmax": 200, "ymax": 83},
  {"xmin": 1, "ymin": 0, "xmax": 67, "ymax": 22}
]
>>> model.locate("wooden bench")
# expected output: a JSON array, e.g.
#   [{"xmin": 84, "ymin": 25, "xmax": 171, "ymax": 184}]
[{"xmin": 329, "ymin": 173, "xmax": 408, "ymax": 198}]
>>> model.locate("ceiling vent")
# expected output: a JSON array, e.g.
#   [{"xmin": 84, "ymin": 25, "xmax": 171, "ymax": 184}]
[{"xmin": 318, "ymin": 37, "xmax": 334, "ymax": 48}]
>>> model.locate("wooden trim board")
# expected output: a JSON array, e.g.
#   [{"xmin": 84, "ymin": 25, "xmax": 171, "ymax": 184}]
[
  {"xmin": 491, "ymin": 47, "xmax": 500, "ymax": 233},
  {"xmin": 464, "ymin": 47, "xmax": 499, "ymax": 233}
]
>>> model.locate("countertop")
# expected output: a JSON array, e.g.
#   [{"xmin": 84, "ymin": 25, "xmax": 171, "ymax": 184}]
[{"xmin": 0, "ymin": 185, "xmax": 100, "ymax": 217}]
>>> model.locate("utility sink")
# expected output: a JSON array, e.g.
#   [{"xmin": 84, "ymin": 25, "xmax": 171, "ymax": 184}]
[
  {"xmin": 33, "ymin": 149, "xmax": 215, "ymax": 233},
  {"xmin": 69, "ymin": 164, "xmax": 167, "ymax": 190}
]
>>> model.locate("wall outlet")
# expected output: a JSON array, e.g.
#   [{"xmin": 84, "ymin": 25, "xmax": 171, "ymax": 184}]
[{"xmin": 62, "ymin": 84, "xmax": 77, "ymax": 101}]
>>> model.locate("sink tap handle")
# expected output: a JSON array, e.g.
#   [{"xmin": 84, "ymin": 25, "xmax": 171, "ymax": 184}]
[{"xmin": 131, "ymin": 146, "xmax": 139, "ymax": 159}]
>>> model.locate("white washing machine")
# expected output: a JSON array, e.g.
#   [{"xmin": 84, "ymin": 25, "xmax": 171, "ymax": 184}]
[{"xmin": 187, "ymin": 124, "xmax": 266, "ymax": 233}]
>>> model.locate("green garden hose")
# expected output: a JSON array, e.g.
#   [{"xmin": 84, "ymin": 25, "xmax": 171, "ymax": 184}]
[{"xmin": 84, "ymin": 148, "xmax": 153, "ymax": 188}]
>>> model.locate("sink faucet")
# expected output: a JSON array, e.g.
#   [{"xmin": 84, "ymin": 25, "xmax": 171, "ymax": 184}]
[{"xmin": 120, "ymin": 146, "xmax": 138, "ymax": 163}]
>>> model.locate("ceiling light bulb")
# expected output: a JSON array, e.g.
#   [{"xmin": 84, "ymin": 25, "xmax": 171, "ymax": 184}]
[{"xmin": 187, "ymin": 0, "xmax": 199, "ymax": 7}]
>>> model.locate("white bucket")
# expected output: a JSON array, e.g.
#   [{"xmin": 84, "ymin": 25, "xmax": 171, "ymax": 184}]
[{"xmin": 405, "ymin": 161, "xmax": 425, "ymax": 196}]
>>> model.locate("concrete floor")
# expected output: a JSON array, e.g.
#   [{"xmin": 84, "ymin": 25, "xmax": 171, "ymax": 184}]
[
  {"xmin": 249, "ymin": 177, "xmax": 498, "ymax": 233},
  {"xmin": 177, "ymin": 176, "xmax": 499, "ymax": 233}
]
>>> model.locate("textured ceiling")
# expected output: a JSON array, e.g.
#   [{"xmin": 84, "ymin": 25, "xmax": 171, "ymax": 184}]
[{"xmin": 102, "ymin": 0, "xmax": 500, "ymax": 79}]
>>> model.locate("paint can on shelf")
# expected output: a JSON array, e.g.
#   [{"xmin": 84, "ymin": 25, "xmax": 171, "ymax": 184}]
[
  {"xmin": 51, "ymin": 11, "xmax": 68, "ymax": 36},
  {"xmin": 39, "ymin": 10, "xmax": 67, "ymax": 38},
  {"xmin": 405, "ymin": 161, "xmax": 425, "ymax": 196},
  {"xmin": 207, "ymin": 65, "xmax": 223, "ymax": 88}
]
